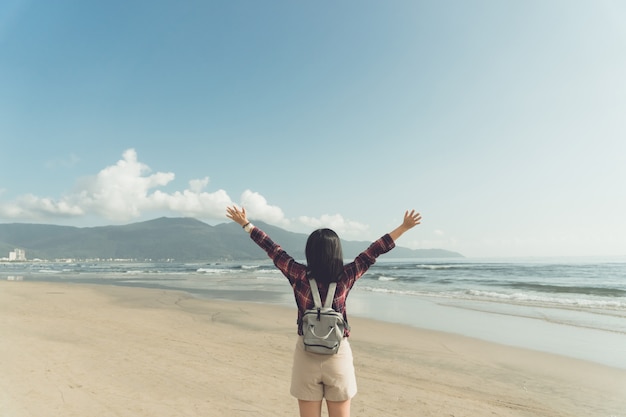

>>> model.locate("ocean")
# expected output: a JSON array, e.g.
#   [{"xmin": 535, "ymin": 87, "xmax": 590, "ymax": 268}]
[{"xmin": 2, "ymin": 257, "xmax": 625, "ymax": 369}]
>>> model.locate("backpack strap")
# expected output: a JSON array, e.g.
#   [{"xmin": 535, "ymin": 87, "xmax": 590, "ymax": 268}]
[
  {"xmin": 308, "ymin": 278, "xmax": 337, "ymax": 309},
  {"xmin": 325, "ymin": 282, "xmax": 337, "ymax": 309},
  {"xmin": 309, "ymin": 278, "xmax": 323, "ymax": 308}
]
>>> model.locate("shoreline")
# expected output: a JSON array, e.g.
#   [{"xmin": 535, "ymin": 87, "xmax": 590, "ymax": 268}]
[
  {"xmin": 8, "ymin": 273, "xmax": 626, "ymax": 370},
  {"xmin": 346, "ymin": 290, "xmax": 626, "ymax": 370},
  {"xmin": 2, "ymin": 281, "xmax": 625, "ymax": 417}
]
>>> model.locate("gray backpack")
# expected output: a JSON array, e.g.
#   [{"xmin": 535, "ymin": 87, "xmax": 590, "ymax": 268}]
[{"xmin": 302, "ymin": 279, "xmax": 347, "ymax": 354}]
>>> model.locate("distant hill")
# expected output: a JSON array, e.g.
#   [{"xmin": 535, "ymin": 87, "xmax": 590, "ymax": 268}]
[{"xmin": 0, "ymin": 217, "xmax": 463, "ymax": 261}]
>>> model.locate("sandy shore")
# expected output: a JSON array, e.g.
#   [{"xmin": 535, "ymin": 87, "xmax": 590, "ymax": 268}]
[{"xmin": 1, "ymin": 281, "xmax": 625, "ymax": 417}]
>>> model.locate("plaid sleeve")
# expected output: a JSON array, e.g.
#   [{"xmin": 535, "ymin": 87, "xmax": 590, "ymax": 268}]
[
  {"xmin": 249, "ymin": 227, "xmax": 306, "ymax": 285},
  {"xmin": 343, "ymin": 234, "xmax": 395, "ymax": 287}
]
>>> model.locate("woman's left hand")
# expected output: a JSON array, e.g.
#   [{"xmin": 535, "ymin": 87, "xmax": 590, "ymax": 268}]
[{"xmin": 226, "ymin": 205, "xmax": 249, "ymax": 226}]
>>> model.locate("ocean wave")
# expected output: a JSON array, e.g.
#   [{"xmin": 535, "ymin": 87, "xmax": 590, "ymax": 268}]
[
  {"xmin": 254, "ymin": 269, "xmax": 281, "ymax": 274},
  {"xmin": 255, "ymin": 275, "xmax": 284, "ymax": 282},
  {"xmin": 357, "ymin": 286, "xmax": 428, "ymax": 297},
  {"xmin": 196, "ymin": 268, "xmax": 238, "ymax": 274},
  {"xmin": 378, "ymin": 263, "xmax": 471, "ymax": 271},
  {"xmin": 124, "ymin": 270, "xmax": 146, "ymax": 275},
  {"xmin": 504, "ymin": 282, "xmax": 626, "ymax": 297},
  {"xmin": 465, "ymin": 289, "xmax": 626, "ymax": 310},
  {"xmin": 415, "ymin": 264, "xmax": 467, "ymax": 270},
  {"xmin": 356, "ymin": 286, "xmax": 626, "ymax": 311},
  {"xmin": 378, "ymin": 276, "xmax": 397, "ymax": 282},
  {"xmin": 363, "ymin": 273, "xmax": 427, "ymax": 283}
]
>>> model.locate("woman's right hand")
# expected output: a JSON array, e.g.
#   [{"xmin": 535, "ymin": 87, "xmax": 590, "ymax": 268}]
[
  {"xmin": 389, "ymin": 209, "xmax": 422, "ymax": 241},
  {"xmin": 402, "ymin": 210, "xmax": 422, "ymax": 230}
]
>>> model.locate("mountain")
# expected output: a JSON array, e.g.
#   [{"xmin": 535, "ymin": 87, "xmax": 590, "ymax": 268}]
[{"xmin": 0, "ymin": 217, "xmax": 463, "ymax": 261}]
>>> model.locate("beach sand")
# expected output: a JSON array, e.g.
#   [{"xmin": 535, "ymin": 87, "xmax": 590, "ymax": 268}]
[{"xmin": 1, "ymin": 281, "xmax": 625, "ymax": 417}]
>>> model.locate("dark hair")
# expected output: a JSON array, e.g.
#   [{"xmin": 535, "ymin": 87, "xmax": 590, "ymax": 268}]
[{"xmin": 305, "ymin": 228, "xmax": 344, "ymax": 284}]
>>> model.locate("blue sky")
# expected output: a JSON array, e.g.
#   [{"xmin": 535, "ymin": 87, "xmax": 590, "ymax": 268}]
[{"xmin": 1, "ymin": 1, "xmax": 625, "ymax": 258}]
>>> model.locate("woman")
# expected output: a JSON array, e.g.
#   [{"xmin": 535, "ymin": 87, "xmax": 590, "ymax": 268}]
[{"xmin": 226, "ymin": 206, "xmax": 422, "ymax": 417}]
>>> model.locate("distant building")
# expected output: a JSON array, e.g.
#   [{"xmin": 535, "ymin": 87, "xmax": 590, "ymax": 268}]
[{"xmin": 8, "ymin": 248, "xmax": 26, "ymax": 261}]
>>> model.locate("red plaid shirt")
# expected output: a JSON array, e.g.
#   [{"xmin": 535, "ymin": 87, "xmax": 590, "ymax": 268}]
[{"xmin": 249, "ymin": 227, "xmax": 395, "ymax": 337}]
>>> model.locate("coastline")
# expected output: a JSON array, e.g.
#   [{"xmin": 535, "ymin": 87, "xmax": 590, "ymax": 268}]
[
  {"xmin": 5, "ymin": 264, "xmax": 626, "ymax": 369},
  {"xmin": 346, "ymin": 289, "xmax": 626, "ymax": 370},
  {"xmin": 1, "ymin": 281, "xmax": 625, "ymax": 417}
]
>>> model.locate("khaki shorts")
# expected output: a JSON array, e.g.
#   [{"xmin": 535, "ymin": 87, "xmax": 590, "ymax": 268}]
[{"xmin": 290, "ymin": 336, "xmax": 357, "ymax": 402}]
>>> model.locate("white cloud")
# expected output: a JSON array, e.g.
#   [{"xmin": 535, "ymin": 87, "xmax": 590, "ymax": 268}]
[
  {"xmin": 240, "ymin": 190, "xmax": 289, "ymax": 227},
  {"xmin": 152, "ymin": 187, "xmax": 232, "ymax": 220},
  {"xmin": 233, "ymin": 193, "xmax": 371, "ymax": 238},
  {"xmin": 189, "ymin": 177, "xmax": 209, "ymax": 193},
  {"xmin": 0, "ymin": 194, "xmax": 84, "ymax": 219},
  {"xmin": 0, "ymin": 149, "xmax": 372, "ymax": 239},
  {"xmin": 0, "ymin": 149, "xmax": 235, "ymax": 223},
  {"xmin": 70, "ymin": 148, "xmax": 176, "ymax": 220},
  {"xmin": 233, "ymin": 191, "xmax": 371, "ymax": 238}
]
